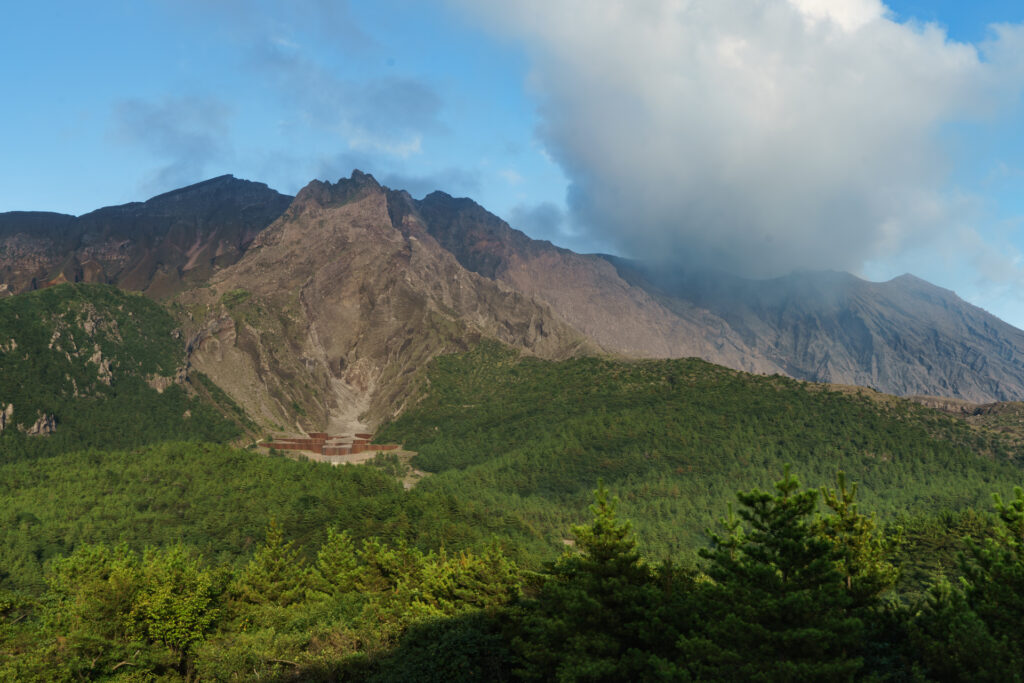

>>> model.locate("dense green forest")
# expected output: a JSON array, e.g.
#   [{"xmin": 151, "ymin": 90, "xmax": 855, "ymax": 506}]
[
  {"xmin": 5, "ymin": 290, "xmax": 1024, "ymax": 679},
  {"xmin": 4, "ymin": 469, "xmax": 1024, "ymax": 681},
  {"xmin": 377, "ymin": 341, "xmax": 1024, "ymax": 561}
]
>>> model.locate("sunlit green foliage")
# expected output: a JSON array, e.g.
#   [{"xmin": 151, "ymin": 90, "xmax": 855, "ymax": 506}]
[
  {"xmin": 0, "ymin": 442, "xmax": 408, "ymax": 592},
  {"xmin": 5, "ymin": 314, "xmax": 1024, "ymax": 678},
  {"xmin": 4, "ymin": 470, "xmax": 1024, "ymax": 680}
]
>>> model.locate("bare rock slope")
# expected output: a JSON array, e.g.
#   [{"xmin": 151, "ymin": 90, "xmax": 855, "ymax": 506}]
[
  {"xmin": 9, "ymin": 170, "xmax": 1024, "ymax": 422},
  {"xmin": 415, "ymin": 192, "xmax": 781, "ymax": 375},
  {"xmin": 630, "ymin": 268, "xmax": 1024, "ymax": 403},
  {"xmin": 177, "ymin": 172, "xmax": 590, "ymax": 432}
]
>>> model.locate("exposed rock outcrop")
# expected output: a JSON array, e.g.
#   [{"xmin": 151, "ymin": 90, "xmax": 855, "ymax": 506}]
[
  {"xmin": 89, "ymin": 346, "xmax": 114, "ymax": 385},
  {"xmin": 26, "ymin": 412, "xmax": 56, "ymax": 436}
]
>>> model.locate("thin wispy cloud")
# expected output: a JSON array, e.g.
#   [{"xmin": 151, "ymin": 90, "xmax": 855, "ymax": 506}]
[
  {"xmin": 317, "ymin": 151, "xmax": 482, "ymax": 199},
  {"xmin": 249, "ymin": 25, "xmax": 445, "ymax": 159},
  {"xmin": 111, "ymin": 96, "xmax": 233, "ymax": 195}
]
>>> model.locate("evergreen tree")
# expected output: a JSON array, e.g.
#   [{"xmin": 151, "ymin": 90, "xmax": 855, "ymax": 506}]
[
  {"xmin": 234, "ymin": 522, "xmax": 311, "ymax": 607},
  {"xmin": 682, "ymin": 470, "xmax": 863, "ymax": 681},
  {"xmin": 816, "ymin": 472, "xmax": 899, "ymax": 609},
  {"xmin": 313, "ymin": 527, "xmax": 360, "ymax": 596},
  {"xmin": 514, "ymin": 484, "xmax": 683, "ymax": 682},
  {"xmin": 127, "ymin": 544, "xmax": 220, "ymax": 673},
  {"xmin": 912, "ymin": 487, "xmax": 1024, "ymax": 680}
]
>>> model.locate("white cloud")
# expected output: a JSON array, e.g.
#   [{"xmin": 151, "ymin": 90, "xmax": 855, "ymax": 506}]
[
  {"xmin": 455, "ymin": 0, "xmax": 1024, "ymax": 277},
  {"xmin": 788, "ymin": 0, "xmax": 885, "ymax": 32}
]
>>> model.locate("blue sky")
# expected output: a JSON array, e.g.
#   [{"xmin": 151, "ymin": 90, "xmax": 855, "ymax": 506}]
[{"xmin": 4, "ymin": 1, "xmax": 1024, "ymax": 327}]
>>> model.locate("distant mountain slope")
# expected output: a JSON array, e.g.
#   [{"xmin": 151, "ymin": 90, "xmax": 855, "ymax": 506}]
[
  {"xmin": 415, "ymin": 191, "xmax": 781, "ymax": 375},
  {"xmin": 410, "ymin": 190, "xmax": 1024, "ymax": 403},
  {"xmin": 614, "ymin": 265, "xmax": 1024, "ymax": 403},
  {"xmin": 0, "ymin": 176, "xmax": 291, "ymax": 298},
  {"xmin": 176, "ymin": 172, "xmax": 591, "ymax": 433}
]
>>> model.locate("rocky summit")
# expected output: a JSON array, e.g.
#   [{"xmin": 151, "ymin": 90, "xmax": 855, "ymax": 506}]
[{"xmin": 175, "ymin": 171, "xmax": 591, "ymax": 433}]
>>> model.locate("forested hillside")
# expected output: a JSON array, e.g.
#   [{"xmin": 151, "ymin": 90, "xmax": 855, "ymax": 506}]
[
  {"xmin": 4, "ymin": 461, "xmax": 1024, "ymax": 680},
  {"xmin": 377, "ymin": 341, "xmax": 1024, "ymax": 560},
  {"xmin": 0, "ymin": 284, "xmax": 243, "ymax": 461}
]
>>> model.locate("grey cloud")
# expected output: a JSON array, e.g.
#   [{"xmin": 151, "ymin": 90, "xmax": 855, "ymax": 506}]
[
  {"xmin": 112, "ymin": 96, "xmax": 232, "ymax": 194},
  {"xmin": 457, "ymin": 0, "xmax": 1024, "ymax": 278}
]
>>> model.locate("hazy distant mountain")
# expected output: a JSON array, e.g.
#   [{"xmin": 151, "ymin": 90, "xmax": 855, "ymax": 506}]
[
  {"xmin": 0, "ymin": 175, "xmax": 291, "ymax": 298},
  {"xmin": 611, "ymin": 263, "xmax": 1024, "ymax": 403},
  {"xmin": 6, "ymin": 171, "xmax": 1024, "ymax": 428},
  {"xmin": 415, "ymin": 192, "xmax": 782, "ymax": 375}
]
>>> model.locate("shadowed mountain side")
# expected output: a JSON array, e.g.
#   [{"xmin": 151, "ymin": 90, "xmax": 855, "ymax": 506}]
[
  {"xmin": 176, "ymin": 172, "xmax": 592, "ymax": 432},
  {"xmin": 0, "ymin": 176, "xmax": 292, "ymax": 298}
]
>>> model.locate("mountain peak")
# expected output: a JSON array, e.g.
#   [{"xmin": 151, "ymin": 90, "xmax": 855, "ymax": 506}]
[
  {"xmin": 348, "ymin": 169, "xmax": 380, "ymax": 187},
  {"xmin": 143, "ymin": 174, "xmax": 277, "ymax": 206},
  {"xmin": 293, "ymin": 170, "xmax": 383, "ymax": 211}
]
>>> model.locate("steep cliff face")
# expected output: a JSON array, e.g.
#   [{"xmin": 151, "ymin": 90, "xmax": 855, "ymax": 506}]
[
  {"xmin": 0, "ymin": 176, "xmax": 292, "ymax": 298},
  {"xmin": 177, "ymin": 172, "xmax": 591, "ymax": 432}
]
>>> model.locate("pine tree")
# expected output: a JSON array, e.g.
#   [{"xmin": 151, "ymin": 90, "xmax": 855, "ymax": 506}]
[
  {"xmin": 313, "ymin": 526, "xmax": 360, "ymax": 596},
  {"xmin": 128, "ymin": 544, "xmax": 219, "ymax": 672},
  {"xmin": 683, "ymin": 470, "xmax": 863, "ymax": 681},
  {"xmin": 816, "ymin": 472, "xmax": 899, "ymax": 608},
  {"xmin": 234, "ymin": 522, "xmax": 310, "ymax": 607},
  {"xmin": 514, "ymin": 484, "xmax": 682, "ymax": 682},
  {"xmin": 914, "ymin": 487, "xmax": 1024, "ymax": 679}
]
